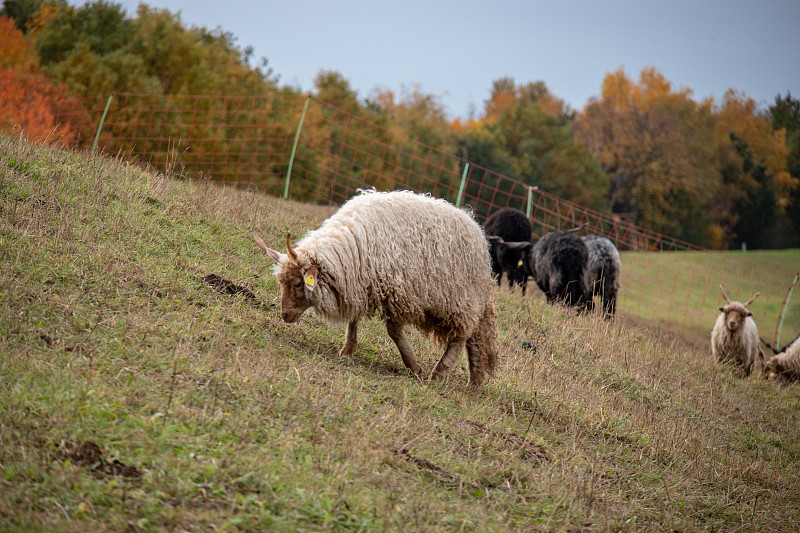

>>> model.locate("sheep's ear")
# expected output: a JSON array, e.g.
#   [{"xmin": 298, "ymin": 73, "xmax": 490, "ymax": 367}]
[
  {"xmin": 302, "ymin": 266, "xmax": 318, "ymax": 291},
  {"xmin": 745, "ymin": 310, "xmax": 753, "ymax": 317},
  {"xmin": 717, "ymin": 306, "xmax": 725, "ymax": 313},
  {"xmin": 254, "ymin": 233, "xmax": 283, "ymax": 263}
]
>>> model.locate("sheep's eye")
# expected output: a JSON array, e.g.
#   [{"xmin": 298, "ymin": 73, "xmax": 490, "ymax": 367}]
[{"xmin": 293, "ymin": 279, "xmax": 304, "ymax": 289}]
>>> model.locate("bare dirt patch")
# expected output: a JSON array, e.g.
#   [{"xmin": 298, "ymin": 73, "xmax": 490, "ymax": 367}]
[
  {"xmin": 201, "ymin": 273, "xmax": 273, "ymax": 310},
  {"xmin": 55, "ymin": 440, "xmax": 142, "ymax": 479}
]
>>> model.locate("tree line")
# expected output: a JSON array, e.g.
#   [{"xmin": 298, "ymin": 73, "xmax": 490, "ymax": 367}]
[{"xmin": 1, "ymin": 0, "xmax": 798, "ymax": 249}]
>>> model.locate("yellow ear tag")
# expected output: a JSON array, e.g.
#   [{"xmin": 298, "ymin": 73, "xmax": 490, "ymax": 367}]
[
  {"xmin": 517, "ymin": 259, "xmax": 524, "ymax": 267},
  {"xmin": 304, "ymin": 275, "xmax": 316, "ymax": 289}
]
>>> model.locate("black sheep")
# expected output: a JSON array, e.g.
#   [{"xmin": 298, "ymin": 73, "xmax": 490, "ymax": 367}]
[
  {"xmin": 529, "ymin": 231, "xmax": 592, "ymax": 309},
  {"xmin": 483, "ymin": 207, "xmax": 531, "ymax": 294}
]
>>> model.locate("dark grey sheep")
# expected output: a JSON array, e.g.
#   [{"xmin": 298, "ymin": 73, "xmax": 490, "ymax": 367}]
[
  {"xmin": 530, "ymin": 231, "xmax": 592, "ymax": 308},
  {"xmin": 582, "ymin": 236, "xmax": 621, "ymax": 317},
  {"xmin": 484, "ymin": 207, "xmax": 531, "ymax": 294}
]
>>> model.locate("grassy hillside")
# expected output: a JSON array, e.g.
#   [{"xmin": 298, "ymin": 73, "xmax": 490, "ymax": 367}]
[{"xmin": 1, "ymin": 134, "xmax": 799, "ymax": 532}]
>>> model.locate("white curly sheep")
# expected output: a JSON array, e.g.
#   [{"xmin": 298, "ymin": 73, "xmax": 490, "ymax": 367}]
[
  {"xmin": 254, "ymin": 190, "xmax": 499, "ymax": 389},
  {"xmin": 711, "ymin": 285, "xmax": 763, "ymax": 376},
  {"xmin": 763, "ymin": 333, "xmax": 800, "ymax": 382}
]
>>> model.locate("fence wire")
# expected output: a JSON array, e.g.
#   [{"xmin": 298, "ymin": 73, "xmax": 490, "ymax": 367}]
[{"xmin": 55, "ymin": 92, "xmax": 799, "ymax": 346}]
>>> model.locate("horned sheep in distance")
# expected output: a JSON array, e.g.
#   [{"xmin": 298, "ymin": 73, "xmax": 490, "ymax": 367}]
[
  {"xmin": 710, "ymin": 285, "xmax": 764, "ymax": 376},
  {"xmin": 483, "ymin": 207, "xmax": 532, "ymax": 294},
  {"xmin": 582, "ymin": 236, "xmax": 621, "ymax": 318},
  {"xmin": 762, "ymin": 333, "xmax": 800, "ymax": 383},
  {"xmin": 253, "ymin": 190, "xmax": 500, "ymax": 390}
]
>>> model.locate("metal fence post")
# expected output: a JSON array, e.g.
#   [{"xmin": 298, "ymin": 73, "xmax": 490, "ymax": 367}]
[
  {"xmin": 526, "ymin": 185, "xmax": 536, "ymax": 218},
  {"xmin": 776, "ymin": 272, "xmax": 799, "ymax": 349},
  {"xmin": 455, "ymin": 162, "xmax": 469, "ymax": 207},
  {"xmin": 92, "ymin": 95, "xmax": 113, "ymax": 155},
  {"xmin": 284, "ymin": 96, "xmax": 310, "ymax": 199}
]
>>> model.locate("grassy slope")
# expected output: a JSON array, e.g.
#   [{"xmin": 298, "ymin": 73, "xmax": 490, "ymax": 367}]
[{"xmin": 1, "ymin": 135, "xmax": 799, "ymax": 532}]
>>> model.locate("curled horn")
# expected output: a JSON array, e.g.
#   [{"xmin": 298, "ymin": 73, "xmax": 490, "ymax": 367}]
[
  {"xmin": 744, "ymin": 291, "xmax": 761, "ymax": 307},
  {"xmin": 285, "ymin": 233, "xmax": 298, "ymax": 263},
  {"xmin": 719, "ymin": 284, "xmax": 731, "ymax": 304}
]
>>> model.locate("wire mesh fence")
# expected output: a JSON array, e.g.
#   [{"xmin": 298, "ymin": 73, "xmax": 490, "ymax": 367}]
[{"xmin": 54, "ymin": 92, "xmax": 799, "ymax": 347}]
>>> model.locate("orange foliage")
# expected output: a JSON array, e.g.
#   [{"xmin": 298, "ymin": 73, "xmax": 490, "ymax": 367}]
[
  {"xmin": 0, "ymin": 16, "xmax": 38, "ymax": 71},
  {"xmin": 0, "ymin": 16, "xmax": 91, "ymax": 146},
  {"xmin": 536, "ymin": 93, "xmax": 566, "ymax": 118},
  {"xmin": 0, "ymin": 68, "xmax": 78, "ymax": 145},
  {"xmin": 718, "ymin": 89, "xmax": 796, "ymax": 205},
  {"xmin": 449, "ymin": 116, "xmax": 483, "ymax": 134},
  {"xmin": 484, "ymin": 91, "xmax": 515, "ymax": 121},
  {"xmin": 601, "ymin": 67, "xmax": 694, "ymax": 111},
  {"xmin": 483, "ymin": 79, "xmax": 566, "ymax": 122},
  {"xmin": 25, "ymin": 2, "xmax": 58, "ymax": 38}
]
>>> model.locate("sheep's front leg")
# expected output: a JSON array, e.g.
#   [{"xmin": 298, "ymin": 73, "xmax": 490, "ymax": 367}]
[
  {"xmin": 432, "ymin": 338, "xmax": 466, "ymax": 380},
  {"xmin": 386, "ymin": 319, "xmax": 422, "ymax": 375},
  {"xmin": 338, "ymin": 320, "xmax": 358, "ymax": 357}
]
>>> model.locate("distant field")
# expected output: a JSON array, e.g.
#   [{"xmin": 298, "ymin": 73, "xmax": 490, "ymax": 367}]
[
  {"xmin": 2, "ymin": 134, "xmax": 799, "ymax": 532},
  {"xmin": 619, "ymin": 249, "xmax": 800, "ymax": 348}
]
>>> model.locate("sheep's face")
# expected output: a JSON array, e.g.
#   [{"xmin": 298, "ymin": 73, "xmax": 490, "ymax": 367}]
[
  {"xmin": 253, "ymin": 233, "xmax": 317, "ymax": 324},
  {"xmin": 718, "ymin": 303, "xmax": 751, "ymax": 332},
  {"xmin": 274, "ymin": 260, "xmax": 315, "ymax": 323}
]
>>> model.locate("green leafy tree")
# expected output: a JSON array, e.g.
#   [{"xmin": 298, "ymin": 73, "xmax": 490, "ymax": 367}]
[
  {"xmin": 128, "ymin": 4, "xmax": 270, "ymax": 96},
  {"xmin": 0, "ymin": 0, "xmax": 47, "ymax": 32},
  {"xmin": 770, "ymin": 92, "xmax": 800, "ymax": 246},
  {"xmin": 478, "ymin": 77, "xmax": 609, "ymax": 212},
  {"xmin": 35, "ymin": 0, "xmax": 133, "ymax": 65},
  {"xmin": 45, "ymin": 42, "xmax": 162, "ymax": 96},
  {"xmin": 729, "ymin": 134, "xmax": 781, "ymax": 248}
]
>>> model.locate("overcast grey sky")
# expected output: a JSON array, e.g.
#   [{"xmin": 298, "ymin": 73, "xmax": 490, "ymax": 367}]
[{"xmin": 92, "ymin": 0, "xmax": 799, "ymax": 118}]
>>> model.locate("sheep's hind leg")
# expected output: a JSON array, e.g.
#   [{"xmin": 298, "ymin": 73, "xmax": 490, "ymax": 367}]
[
  {"xmin": 386, "ymin": 319, "xmax": 422, "ymax": 375},
  {"xmin": 432, "ymin": 338, "xmax": 466, "ymax": 381},
  {"xmin": 338, "ymin": 320, "xmax": 359, "ymax": 357},
  {"xmin": 465, "ymin": 337, "xmax": 486, "ymax": 389}
]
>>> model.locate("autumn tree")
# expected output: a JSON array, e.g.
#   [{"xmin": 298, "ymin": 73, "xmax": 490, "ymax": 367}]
[
  {"xmin": 576, "ymin": 68, "xmax": 753, "ymax": 247},
  {"xmin": 0, "ymin": 0, "xmax": 44, "ymax": 32},
  {"xmin": 727, "ymin": 134, "xmax": 783, "ymax": 248},
  {"xmin": 368, "ymin": 84, "xmax": 464, "ymax": 199},
  {"xmin": 463, "ymin": 77, "xmax": 608, "ymax": 212},
  {"xmin": 718, "ymin": 89, "xmax": 795, "ymax": 208},
  {"xmin": 0, "ymin": 12, "xmax": 37, "ymax": 71},
  {"xmin": 769, "ymin": 92, "xmax": 800, "ymax": 246},
  {"xmin": 128, "ymin": 4, "xmax": 273, "ymax": 97},
  {"xmin": 310, "ymin": 71, "xmax": 407, "ymax": 198},
  {"xmin": 0, "ymin": 14, "xmax": 88, "ymax": 145}
]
